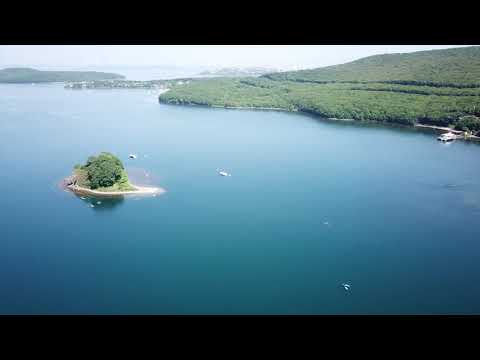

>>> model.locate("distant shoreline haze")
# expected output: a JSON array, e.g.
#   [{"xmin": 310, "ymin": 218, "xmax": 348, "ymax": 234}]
[
  {"xmin": 0, "ymin": 67, "xmax": 124, "ymax": 83},
  {"xmin": 0, "ymin": 45, "xmax": 473, "ymax": 72}
]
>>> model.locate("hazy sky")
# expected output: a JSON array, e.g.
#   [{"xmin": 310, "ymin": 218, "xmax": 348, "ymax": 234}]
[{"xmin": 0, "ymin": 45, "xmax": 473, "ymax": 70}]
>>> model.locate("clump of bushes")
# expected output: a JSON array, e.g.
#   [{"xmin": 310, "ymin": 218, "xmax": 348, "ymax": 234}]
[{"xmin": 454, "ymin": 115, "xmax": 480, "ymax": 132}]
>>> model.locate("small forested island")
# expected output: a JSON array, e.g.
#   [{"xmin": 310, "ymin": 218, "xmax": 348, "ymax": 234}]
[
  {"xmin": 0, "ymin": 67, "xmax": 124, "ymax": 83},
  {"xmin": 159, "ymin": 46, "xmax": 480, "ymax": 138},
  {"xmin": 65, "ymin": 152, "xmax": 163, "ymax": 197}
]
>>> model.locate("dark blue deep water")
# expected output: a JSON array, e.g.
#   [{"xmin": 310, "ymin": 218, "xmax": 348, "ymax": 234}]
[{"xmin": 1, "ymin": 83, "xmax": 479, "ymax": 314}]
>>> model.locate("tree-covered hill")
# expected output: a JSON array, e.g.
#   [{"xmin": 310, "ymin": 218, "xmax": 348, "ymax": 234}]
[
  {"xmin": 159, "ymin": 47, "xmax": 480, "ymax": 132},
  {"xmin": 264, "ymin": 46, "xmax": 480, "ymax": 87},
  {"xmin": 160, "ymin": 78, "xmax": 480, "ymax": 127},
  {"xmin": 0, "ymin": 67, "xmax": 124, "ymax": 83}
]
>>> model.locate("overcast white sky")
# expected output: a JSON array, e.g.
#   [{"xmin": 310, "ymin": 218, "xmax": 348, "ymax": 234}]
[{"xmin": 0, "ymin": 45, "xmax": 474, "ymax": 70}]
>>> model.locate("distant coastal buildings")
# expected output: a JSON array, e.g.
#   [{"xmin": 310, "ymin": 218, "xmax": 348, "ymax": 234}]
[
  {"xmin": 196, "ymin": 66, "xmax": 281, "ymax": 77},
  {"xmin": 64, "ymin": 79, "xmax": 191, "ymax": 90}
]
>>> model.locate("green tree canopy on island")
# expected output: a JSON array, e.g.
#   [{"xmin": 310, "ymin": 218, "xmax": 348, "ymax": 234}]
[{"xmin": 78, "ymin": 152, "xmax": 126, "ymax": 189}]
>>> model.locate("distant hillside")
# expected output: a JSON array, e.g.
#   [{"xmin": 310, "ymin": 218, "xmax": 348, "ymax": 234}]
[
  {"xmin": 197, "ymin": 67, "xmax": 280, "ymax": 78},
  {"xmin": 264, "ymin": 46, "xmax": 480, "ymax": 87},
  {"xmin": 0, "ymin": 68, "xmax": 125, "ymax": 83}
]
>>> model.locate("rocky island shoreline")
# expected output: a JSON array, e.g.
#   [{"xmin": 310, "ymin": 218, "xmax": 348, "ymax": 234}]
[{"xmin": 65, "ymin": 181, "xmax": 165, "ymax": 197}]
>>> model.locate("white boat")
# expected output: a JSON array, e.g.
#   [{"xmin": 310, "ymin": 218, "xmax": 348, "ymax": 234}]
[
  {"xmin": 341, "ymin": 283, "xmax": 351, "ymax": 291},
  {"xmin": 129, "ymin": 154, "xmax": 137, "ymax": 159},
  {"xmin": 217, "ymin": 169, "xmax": 231, "ymax": 177},
  {"xmin": 437, "ymin": 132, "xmax": 456, "ymax": 142}
]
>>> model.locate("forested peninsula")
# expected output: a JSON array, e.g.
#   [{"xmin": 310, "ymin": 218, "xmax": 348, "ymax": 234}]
[{"xmin": 159, "ymin": 46, "xmax": 480, "ymax": 134}]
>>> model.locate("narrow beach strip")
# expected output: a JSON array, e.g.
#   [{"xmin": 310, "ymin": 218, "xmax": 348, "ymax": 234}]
[
  {"xmin": 67, "ymin": 184, "xmax": 166, "ymax": 197},
  {"xmin": 414, "ymin": 123, "xmax": 463, "ymax": 134}
]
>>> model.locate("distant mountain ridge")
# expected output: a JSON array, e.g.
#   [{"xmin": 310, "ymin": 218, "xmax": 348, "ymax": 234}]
[
  {"xmin": 197, "ymin": 66, "xmax": 281, "ymax": 77},
  {"xmin": 263, "ymin": 46, "xmax": 480, "ymax": 87},
  {"xmin": 0, "ymin": 67, "xmax": 124, "ymax": 83}
]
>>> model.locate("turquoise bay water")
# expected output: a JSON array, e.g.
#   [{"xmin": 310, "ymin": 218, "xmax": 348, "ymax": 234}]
[{"xmin": 1, "ymin": 83, "xmax": 480, "ymax": 314}]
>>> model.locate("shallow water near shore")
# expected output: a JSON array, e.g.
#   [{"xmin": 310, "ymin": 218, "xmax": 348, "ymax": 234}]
[{"xmin": 1, "ymin": 83, "xmax": 480, "ymax": 314}]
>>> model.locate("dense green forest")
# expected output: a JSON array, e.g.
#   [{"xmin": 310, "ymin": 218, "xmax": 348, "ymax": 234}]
[
  {"xmin": 0, "ymin": 68, "xmax": 124, "ymax": 83},
  {"xmin": 454, "ymin": 115, "xmax": 480, "ymax": 131},
  {"xmin": 74, "ymin": 152, "xmax": 134, "ymax": 191},
  {"xmin": 263, "ymin": 46, "xmax": 480, "ymax": 87},
  {"xmin": 159, "ymin": 47, "xmax": 480, "ymax": 132}
]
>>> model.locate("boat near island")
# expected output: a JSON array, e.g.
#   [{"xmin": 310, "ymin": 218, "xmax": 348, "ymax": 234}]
[{"xmin": 437, "ymin": 132, "xmax": 457, "ymax": 142}]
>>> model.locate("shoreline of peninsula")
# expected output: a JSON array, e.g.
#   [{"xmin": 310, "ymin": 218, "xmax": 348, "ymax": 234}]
[
  {"xmin": 157, "ymin": 47, "xmax": 480, "ymax": 141},
  {"xmin": 158, "ymin": 100, "xmax": 480, "ymax": 142}
]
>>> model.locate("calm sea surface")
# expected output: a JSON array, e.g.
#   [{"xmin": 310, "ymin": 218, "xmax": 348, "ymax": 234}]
[{"xmin": 0, "ymin": 83, "xmax": 479, "ymax": 314}]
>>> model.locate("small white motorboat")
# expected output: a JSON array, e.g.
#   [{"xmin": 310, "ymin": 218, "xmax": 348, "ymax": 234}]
[
  {"xmin": 129, "ymin": 154, "xmax": 137, "ymax": 159},
  {"xmin": 437, "ymin": 132, "xmax": 456, "ymax": 142},
  {"xmin": 341, "ymin": 283, "xmax": 351, "ymax": 291},
  {"xmin": 217, "ymin": 169, "xmax": 231, "ymax": 177}
]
